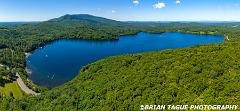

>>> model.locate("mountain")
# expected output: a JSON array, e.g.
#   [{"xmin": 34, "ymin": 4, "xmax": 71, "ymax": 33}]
[
  {"xmin": 47, "ymin": 14, "xmax": 125, "ymax": 26},
  {"xmin": 0, "ymin": 14, "xmax": 137, "ymax": 51}
]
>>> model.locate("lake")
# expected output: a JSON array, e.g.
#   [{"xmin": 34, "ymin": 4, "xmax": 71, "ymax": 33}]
[
  {"xmin": 0, "ymin": 22, "xmax": 37, "ymax": 26},
  {"xmin": 26, "ymin": 32, "xmax": 224, "ymax": 88}
]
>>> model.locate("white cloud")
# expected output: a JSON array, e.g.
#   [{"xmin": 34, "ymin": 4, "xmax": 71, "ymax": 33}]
[
  {"xmin": 133, "ymin": 0, "xmax": 139, "ymax": 5},
  {"xmin": 153, "ymin": 2, "xmax": 166, "ymax": 9},
  {"xmin": 176, "ymin": 0, "xmax": 181, "ymax": 4},
  {"xmin": 111, "ymin": 10, "xmax": 116, "ymax": 13}
]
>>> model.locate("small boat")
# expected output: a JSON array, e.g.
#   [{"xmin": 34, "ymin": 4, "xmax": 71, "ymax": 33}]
[{"xmin": 51, "ymin": 74, "xmax": 55, "ymax": 79}]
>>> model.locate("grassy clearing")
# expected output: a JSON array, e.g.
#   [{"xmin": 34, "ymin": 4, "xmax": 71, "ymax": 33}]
[{"xmin": 0, "ymin": 81, "xmax": 23, "ymax": 98}]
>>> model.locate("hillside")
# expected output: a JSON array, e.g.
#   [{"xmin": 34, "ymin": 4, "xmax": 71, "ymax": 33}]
[{"xmin": 48, "ymin": 14, "xmax": 125, "ymax": 26}]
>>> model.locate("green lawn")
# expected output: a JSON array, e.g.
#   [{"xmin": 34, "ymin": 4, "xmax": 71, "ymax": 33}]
[{"xmin": 0, "ymin": 81, "xmax": 23, "ymax": 98}]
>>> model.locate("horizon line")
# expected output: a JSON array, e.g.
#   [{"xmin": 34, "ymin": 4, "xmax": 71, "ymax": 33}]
[
  {"xmin": 1, "ymin": 14, "xmax": 240, "ymax": 22},
  {"xmin": 1, "ymin": 20, "xmax": 240, "ymax": 23}
]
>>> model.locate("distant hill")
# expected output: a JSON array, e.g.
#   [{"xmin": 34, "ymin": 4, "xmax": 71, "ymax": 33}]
[{"xmin": 47, "ymin": 14, "xmax": 126, "ymax": 26}]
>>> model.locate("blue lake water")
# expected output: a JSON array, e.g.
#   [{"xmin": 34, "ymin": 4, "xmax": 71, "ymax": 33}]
[
  {"xmin": 26, "ymin": 32, "xmax": 224, "ymax": 88},
  {"xmin": 0, "ymin": 22, "xmax": 36, "ymax": 26}
]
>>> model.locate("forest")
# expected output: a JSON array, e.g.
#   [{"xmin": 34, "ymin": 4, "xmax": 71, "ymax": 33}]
[{"xmin": 1, "ymin": 14, "xmax": 240, "ymax": 110}]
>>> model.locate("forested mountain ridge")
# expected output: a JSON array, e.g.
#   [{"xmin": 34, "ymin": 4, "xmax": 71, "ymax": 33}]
[
  {"xmin": 48, "ymin": 14, "xmax": 125, "ymax": 26},
  {"xmin": 1, "ymin": 14, "xmax": 240, "ymax": 110}
]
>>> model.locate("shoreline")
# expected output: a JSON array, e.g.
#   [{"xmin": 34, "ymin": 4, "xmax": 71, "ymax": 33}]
[{"xmin": 25, "ymin": 52, "xmax": 32, "ymax": 58}]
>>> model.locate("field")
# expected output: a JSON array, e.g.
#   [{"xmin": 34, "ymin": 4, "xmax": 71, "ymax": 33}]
[{"xmin": 0, "ymin": 81, "xmax": 23, "ymax": 98}]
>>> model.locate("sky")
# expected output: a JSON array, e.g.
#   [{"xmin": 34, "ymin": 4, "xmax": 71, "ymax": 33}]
[{"xmin": 0, "ymin": 0, "xmax": 240, "ymax": 22}]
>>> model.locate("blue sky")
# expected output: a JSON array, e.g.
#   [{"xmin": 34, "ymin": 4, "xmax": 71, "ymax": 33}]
[{"xmin": 0, "ymin": 0, "xmax": 240, "ymax": 22}]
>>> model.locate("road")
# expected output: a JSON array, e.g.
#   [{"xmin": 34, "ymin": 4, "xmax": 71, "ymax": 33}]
[{"xmin": 16, "ymin": 73, "xmax": 40, "ymax": 96}]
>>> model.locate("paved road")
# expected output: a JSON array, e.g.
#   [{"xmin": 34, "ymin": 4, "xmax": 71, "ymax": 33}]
[{"xmin": 16, "ymin": 73, "xmax": 40, "ymax": 96}]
